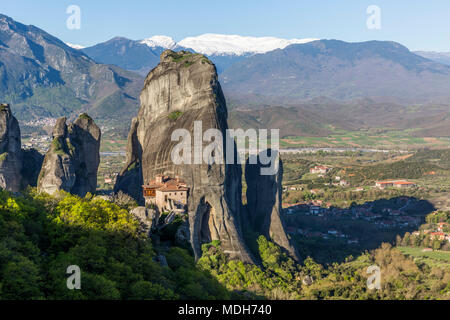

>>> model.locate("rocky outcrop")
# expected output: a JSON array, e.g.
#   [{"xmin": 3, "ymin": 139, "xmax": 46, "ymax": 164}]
[
  {"xmin": 0, "ymin": 103, "xmax": 23, "ymax": 192},
  {"xmin": 175, "ymin": 220, "xmax": 190, "ymax": 247},
  {"xmin": 69, "ymin": 115, "xmax": 101, "ymax": 196},
  {"xmin": 38, "ymin": 114, "xmax": 101, "ymax": 197},
  {"xmin": 130, "ymin": 206, "xmax": 159, "ymax": 235},
  {"xmin": 115, "ymin": 50, "xmax": 253, "ymax": 262},
  {"xmin": 37, "ymin": 117, "xmax": 75, "ymax": 195},
  {"xmin": 245, "ymin": 149, "xmax": 299, "ymax": 260}
]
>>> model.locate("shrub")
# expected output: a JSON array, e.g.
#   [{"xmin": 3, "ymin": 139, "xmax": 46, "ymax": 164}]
[
  {"xmin": 168, "ymin": 111, "xmax": 183, "ymax": 121},
  {"xmin": 78, "ymin": 113, "xmax": 92, "ymax": 121},
  {"xmin": 0, "ymin": 152, "xmax": 8, "ymax": 162}
]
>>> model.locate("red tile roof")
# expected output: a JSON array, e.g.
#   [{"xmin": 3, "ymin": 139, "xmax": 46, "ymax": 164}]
[
  {"xmin": 393, "ymin": 181, "xmax": 415, "ymax": 185},
  {"xmin": 143, "ymin": 176, "xmax": 189, "ymax": 192}
]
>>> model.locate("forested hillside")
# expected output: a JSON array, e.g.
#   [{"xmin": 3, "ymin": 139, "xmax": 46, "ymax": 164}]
[{"xmin": 0, "ymin": 189, "xmax": 448, "ymax": 300}]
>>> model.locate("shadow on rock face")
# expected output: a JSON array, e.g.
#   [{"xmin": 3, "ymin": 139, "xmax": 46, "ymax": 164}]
[{"xmin": 245, "ymin": 149, "xmax": 300, "ymax": 261}]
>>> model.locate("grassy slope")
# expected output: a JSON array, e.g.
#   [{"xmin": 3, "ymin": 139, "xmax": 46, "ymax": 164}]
[{"xmin": 398, "ymin": 246, "xmax": 450, "ymax": 269}]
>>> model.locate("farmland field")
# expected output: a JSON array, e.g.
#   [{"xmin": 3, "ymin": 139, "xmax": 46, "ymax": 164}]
[
  {"xmin": 397, "ymin": 246, "xmax": 450, "ymax": 268},
  {"xmin": 280, "ymin": 130, "xmax": 450, "ymax": 150}
]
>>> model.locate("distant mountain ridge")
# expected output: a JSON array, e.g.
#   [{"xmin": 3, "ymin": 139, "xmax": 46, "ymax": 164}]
[
  {"xmin": 0, "ymin": 14, "xmax": 143, "ymax": 123},
  {"xmin": 415, "ymin": 51, "xmax": 450, "ymax": 66},
  {"xmin": 82, "ymin": 36, "xmax": 171, "ymax": 76},
  {"xmin": 66, "ymin": 43, "xmax": 85, "ymax": 50},
  {"xmin": 80, "ymin": 35, "xmax": 450, "ymax": 105},
  {"xmin": 81, "ymin": 34, "xmax": 317, "ymax": 75},
  {"xmin": 221, "ymin": 40, "xmax": 450, "ymax": 104},
  {"xmin": 139, "ymin": 35, "xmax": 177, "ymax": 49},
  {"xmin": 3, "ymin": 12, "xmax": 450, "ymax": 138},
  {"xmin": 177, "ymin": 33, "xmax": 318, "ymax": 56}
]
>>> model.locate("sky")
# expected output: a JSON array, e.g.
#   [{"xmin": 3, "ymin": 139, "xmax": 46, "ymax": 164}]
[{"xmin": 1, "ymin": 0, "xmax": 450, "ymax": 51}]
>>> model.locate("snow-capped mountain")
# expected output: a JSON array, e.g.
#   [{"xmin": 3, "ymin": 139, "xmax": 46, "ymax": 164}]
[
  {"xmin": 66, "ymin": 43, "xmax": 85, "ymax": 50},
  {"xmin": 139, "ymin": 35, "xmax": 177, "ymax": 49},
  {"xmin": 81, "ymin": 33, "xmax": 319, "ymax": 75},
  {"xmin": 178, "ymin": 33, "xmax": 318, "ymax": 56}
]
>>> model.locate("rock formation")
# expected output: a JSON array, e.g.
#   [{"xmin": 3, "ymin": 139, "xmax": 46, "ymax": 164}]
[
  {"xmin": 130, "ymin": 206, "xmax": 159, "ymax": 235},
  {"xmin": 115, "ymin": 50, "xmax": 253, "ymax": 262},
  {"xmin": 175, "ymin": 220, "xmax": 190, "ymax": 247},
  {"xmin": 0, "ymin": 103, "xmax": 23, "ymax": 192},
  {"xmin": 38, "ymin": 114, "xmax": 101, "ymax": 197},
  {"xmin": 245, "ymin": 149, "xmax": 299, "ymax": 260}
]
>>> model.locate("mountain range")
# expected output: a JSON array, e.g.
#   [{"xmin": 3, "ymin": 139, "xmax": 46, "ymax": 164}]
[
  {"xmin": 81, "ymin": 34, "xmax": 317, "ymax": 75},
  {"xmin": 415, "ymin": 51, "xmax": 450, "ymax": 66},
  {"xmin": 220, "ymin": 40, "xmax": 450, "ymax": 104},
  {"xmin": 2, "ymin": 13, "xmax": 450, "ymax": 137},
  {"xmin": 81, "ymin": 36, "xmax": 179, "ymax": 76},
  {"xmin": 80, "ymin": 34, "xmax": 450, "ymax": 105},
  {"xmin": 0, "ymin": 14, "xmax": 143, "ymax": 124}
]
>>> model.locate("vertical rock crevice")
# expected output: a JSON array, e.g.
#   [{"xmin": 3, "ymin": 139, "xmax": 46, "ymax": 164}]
[
  {"xmin": 245, "ymin": 149, "xmax": 300, "ymax": 261},
  {"xmin": 38, "ymin": 113, "xmax": 101, "ymax": 197}
]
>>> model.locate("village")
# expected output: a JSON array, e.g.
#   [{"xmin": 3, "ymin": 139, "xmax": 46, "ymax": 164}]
[
  {"xmin": 412, "ymin": 221, "xmax": 450, "ymax": 242},
  {"xmin": 22, "ymin": 135, "xmax": 52, "ymax": 153},
  {"xmin": 279, "ymin": 164, "xmax": 437, "ymax": 245},
  {"xmin": 19, "ymin": 128, "xmax": 450, "ymax": 249},
  {"xmin": 297, "ymin": 165, "xmax": 416, "ymax": 190},
  {"xmin": 282, "ymin": 196, "xmax": 426, "ymax": 241}
]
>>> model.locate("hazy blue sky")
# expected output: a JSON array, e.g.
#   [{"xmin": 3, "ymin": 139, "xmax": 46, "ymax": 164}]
[{"xmin": 1, "ymin": 0, "xmax": 450, "ymax": 51}]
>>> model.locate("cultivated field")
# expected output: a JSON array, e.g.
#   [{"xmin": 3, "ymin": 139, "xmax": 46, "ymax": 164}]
[
  {"xmin": 398, "ymin": 246, "xmax": 450, "ymax": 268},
  {"xmin": 281, "ymin": 130, "xmax": 450, "ymax": 150}
]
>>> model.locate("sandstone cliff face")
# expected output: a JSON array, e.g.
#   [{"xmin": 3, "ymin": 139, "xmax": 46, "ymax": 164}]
[
  {"xmin": 70, "ymin": 115, "xmax": 102, "ymax": 196},
  {"xmin": 38, "ymin": 114, "xmax": 101, "ymax": 197},
  {"xmin": 245, "ymin": 150, "xmax": 299, "ymax": 260},
  {"xmin": 0, "ymin": 103, "xmax": 23, "ymax": 192},
  {"xmin": 115, "ymin": 50, "xmax": 253, "ymax": 262}
]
